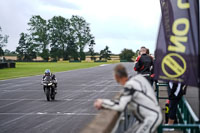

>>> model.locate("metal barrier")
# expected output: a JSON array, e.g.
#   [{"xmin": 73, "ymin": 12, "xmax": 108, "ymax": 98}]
[
  {"xmin": 158, "ymin": 124, "xmax": 200, "ymax": 133},
  {"xmin": 155, "ymin": 82, "xmax": 200, "ymax": 133},
  {"xmin": 81, "ymin": 94, "xmax": 123, "ymax": 133},
  {"xmin": 155, "ymin": 82, "xmax": 169, "ymax": 101},
  {"xmin": 111, "ymin": 107, "xmax": 136, "ymax": 133},
  {"xmin": 177, "ymin": 97, "xmax": 199, "ymax": 124},
  {"xmin": 82, "ymin": 83, "xmax": 200, "ymax": 133}
]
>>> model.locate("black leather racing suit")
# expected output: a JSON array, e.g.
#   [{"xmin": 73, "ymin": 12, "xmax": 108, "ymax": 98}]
[
  {"xmin": 42, "ymin": 74, "xmax": 57, "ymax": 91},
  {"xmin": 102, "ymin": 75, "xmax": 162, "ymax": 133},
  {"xmin": 134, "ymin": 54, "xmax": 153, "ymax": 83}
]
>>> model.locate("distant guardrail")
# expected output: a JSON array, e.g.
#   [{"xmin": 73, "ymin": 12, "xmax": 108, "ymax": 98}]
[
  {"xmin": 16, "ymin": 60, "xmax": 57, "ymax": 62},
  {"xmin": 120, "ymin": 60, "xmax": 133, "ymax": 62},
  {"xmin": 94, "ymin": 60, "xmax": 107, "ymax": 63},
  {"xmin": 0, "ymin": 62, "xmax": 16, "ymax": 69},
  {"xmin": 69, "ymin": 60, "xmax": 82, "ymax": 63}
]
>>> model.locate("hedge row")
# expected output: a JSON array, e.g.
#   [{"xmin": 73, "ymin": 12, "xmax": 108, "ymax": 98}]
[
  {"xmin": 120, "ymin": 60, "xmax": 134, "ymax": 62},
  {"xmin": 94, "ymin": 60, "xmax": 107, "ymax": 62},
  {"xmin": 0, "ymin": 63, "xmax": 16, "ymax": 69},
  {"xmin": 69, "ymin": 60, "xmax": 81, "ymax": 63},
  {"xmin": 16, "ymin": 60, "xmax": 57, "ymax": 62}
]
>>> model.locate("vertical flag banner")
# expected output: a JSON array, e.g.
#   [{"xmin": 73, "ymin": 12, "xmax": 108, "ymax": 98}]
[{"xmin": 154, "ymin": 0, "xmax": 199, "ymax": 86}]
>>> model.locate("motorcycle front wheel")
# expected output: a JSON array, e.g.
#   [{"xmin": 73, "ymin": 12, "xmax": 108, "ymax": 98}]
[
  {"xmin": 51, "ymin": 88, "xmax": 55, "ymax": 100},
  {"xmin": 45, "ymin": 87, "xmax": 50, "ymax": 101}
]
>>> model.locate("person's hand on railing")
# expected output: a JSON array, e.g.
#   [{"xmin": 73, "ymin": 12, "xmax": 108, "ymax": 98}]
[{"xmin": 94, "ymin": 99, "xmax": 103, "ymax": 110}]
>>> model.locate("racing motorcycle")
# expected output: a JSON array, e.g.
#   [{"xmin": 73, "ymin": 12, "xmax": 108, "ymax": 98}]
[{"xmin": 42, "ymin": 76, "xmax": 56, "ymax": 101}]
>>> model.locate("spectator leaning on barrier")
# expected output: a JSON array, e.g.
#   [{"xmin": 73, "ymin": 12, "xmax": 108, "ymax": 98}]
[
  {"xmin": 134, "ymin": 47, "xmax": 153, "ymax": 84},
  {"xmin": 94, "ymin": 64, "xmax": 162, "ymax": 133}
]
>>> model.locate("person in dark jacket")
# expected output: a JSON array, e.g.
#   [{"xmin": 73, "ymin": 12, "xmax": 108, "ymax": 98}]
[
  {"xmin": 134, "ymin": 47, "xmax": 153, "ymax": 83},
  {"xmin": 167, "ymin": 82, "xmax": 187, "ymax": 124},
  {"xmin": 163, "ymin": 82, "xmax": 187, "ymax": 131}
]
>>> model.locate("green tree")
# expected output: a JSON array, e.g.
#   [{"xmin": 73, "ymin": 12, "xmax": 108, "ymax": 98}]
[
  {"xmin": 28, "ymin": 15, "xmax": 49, "ymax": 61},
  {"xmin": 136, "ymin": 49, "xmax": 140, "ymax": 56},
  {"xmin": 88, "ymin": 39, "xmax": 96, "ymax": 60},
  {"xmin": 15, "ymin": 15, "xmax": 95, "ymax": 61},
  {"xmin": 16, "ymin": 33, "xmax": 37, "ymax": 61},
  {"xmin": 48, "ymin": 16, "xmax": 70, "ymax": 60},
  {"xmin": 100, "ymin": 46, "xmax": 112, "ymax": 60},
  {"xmin": 0, "ymin": 27, "xmax": 9, "ymax": 56},
  {"xmin": 69, "ymin": 15, "xmax": 94, "ymax": 60},
  {"xmin": 119, "ymin": 48, "xmax": 135, "ymax": 62},
  {"xmin": 50, "ymin": 47, "xmax": 62, "ymax": 61},
  {"xmin": 4, "ymin": 49, "xmax": 10, "ymax": 55},
  {"xmin": 67, "ymin": 39, "xmax": 79, "ymax": 60},
  {"xmin": 4, "ymin": 49, "xmax": 16, "ymax": 56}
]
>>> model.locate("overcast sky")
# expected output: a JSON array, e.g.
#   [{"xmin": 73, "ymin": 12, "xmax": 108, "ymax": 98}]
[{"xmin": 0, "ymin": 0, "xmax": 161, "ymax": 54}]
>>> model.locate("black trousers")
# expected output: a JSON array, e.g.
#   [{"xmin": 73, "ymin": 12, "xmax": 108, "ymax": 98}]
[{"xmin": 169, "ymin": 97, "xmax": 181, "ymax": 120}]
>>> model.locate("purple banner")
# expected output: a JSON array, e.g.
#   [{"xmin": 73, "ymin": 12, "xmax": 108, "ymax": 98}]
[{"xmin": 154, "ymin": 0, "xmax": 199, "ymax": 87}]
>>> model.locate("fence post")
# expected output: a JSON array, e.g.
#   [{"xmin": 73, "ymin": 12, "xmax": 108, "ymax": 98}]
[
  {"xmin": 155, "ymin": 83, "xmax": 159, "ymax": 101},
  {"xmin": 157, "ymin": 125, "xmax": 163, "ymax": 133}
]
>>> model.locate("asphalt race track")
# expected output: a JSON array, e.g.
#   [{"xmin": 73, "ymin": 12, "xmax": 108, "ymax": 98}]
[{"xmin": 0, "ymin": 63, "xmax": 135, "ymax": 133}]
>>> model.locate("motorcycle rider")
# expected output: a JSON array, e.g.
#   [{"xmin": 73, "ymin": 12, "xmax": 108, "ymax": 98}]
[
  {"xmin": 42, "ymin": 69, "xmax": 57, "ymax": 93},
  {"xmin": 94, "ymin": 64, "xmax": 162, "ymax": 133}
]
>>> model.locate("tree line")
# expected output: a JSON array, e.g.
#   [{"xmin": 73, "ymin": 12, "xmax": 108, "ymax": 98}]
[
  {"xmin": 15, "ymin": 15, "xmax": 96, "ymax": 61},
  {"xmin": 0, "ymin": 15, "xmax": 137, "ymax": 62},
  {"xmin": 0, "ymin": 26, "xmax": 9, "ymax": 56}
]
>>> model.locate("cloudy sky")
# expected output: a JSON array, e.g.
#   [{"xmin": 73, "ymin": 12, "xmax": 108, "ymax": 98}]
[{"xmin": 0, "ymin": 0, "xmax": 161, "ymax": 54}]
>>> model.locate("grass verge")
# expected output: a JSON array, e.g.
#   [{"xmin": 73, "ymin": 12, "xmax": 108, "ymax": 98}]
[{"xmin": 0, "ymin": 61, "xmax": 119, "ymax": 80}]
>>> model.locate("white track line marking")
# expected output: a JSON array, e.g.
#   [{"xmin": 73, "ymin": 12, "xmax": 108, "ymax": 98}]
[
  {"xmin": 0, "ymin": 100, "xmax": 23, "ymax": 109},
  {"xmin": 0, "ymin": 112, "xmax": 97, "ymax": 127},
  {"xmin": 2, "ymin": 90, "xmax": 120, "ymax": 93},
  {"xmin": 0, "ymin": 113, "xmax": 31, "ymax": 126},
  {"xmin": 0, "ymin": 82, "xmax": 13, "ymax": 86},
  {"xmin": 100, "ymin": 64, "xmax": 110, "ymax": 67},
  {"xmin": 0, "ymin": 98, "xmax": 106, "ymax": 102},
  {"xmin": 0, "ymin": 83, "xmax": 36, "ymax": 89},
  {"xmin": 0, "ymin": 112, "xmax": 97, "ymax": 116},
  {"xmin": 32, "ymin": 115, "xmax": 62, "ymax": 129}
]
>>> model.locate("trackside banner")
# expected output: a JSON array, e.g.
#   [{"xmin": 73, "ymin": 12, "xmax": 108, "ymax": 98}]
[{"xmin": 154, "ymin": 0, "xmax": 199, "ymax": 86}]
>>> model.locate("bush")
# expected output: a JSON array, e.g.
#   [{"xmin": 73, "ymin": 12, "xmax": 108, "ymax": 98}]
[
  {"xmin": 120, "ymin": 60, "xmax": 129, "ymax": 62},
  {"xmin": 16, "ymin": 60, "xmax": 57, "ymax": 62},
  {"xmin": 94, "ymin": 60, "xmax": 107, "ymax": 62},
  {"xmin": 69, "ymin": 60, "xmax": 81, "ymax": 63},
  {"xmin": 119, "ymin": 49, "xmax": 135, "ymax": 62}
]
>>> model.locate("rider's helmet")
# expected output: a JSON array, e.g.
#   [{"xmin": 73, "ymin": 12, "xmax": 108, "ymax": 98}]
[{"xmin": 44, "ymin": 69, "xmax": 51, "ymax": 76}]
